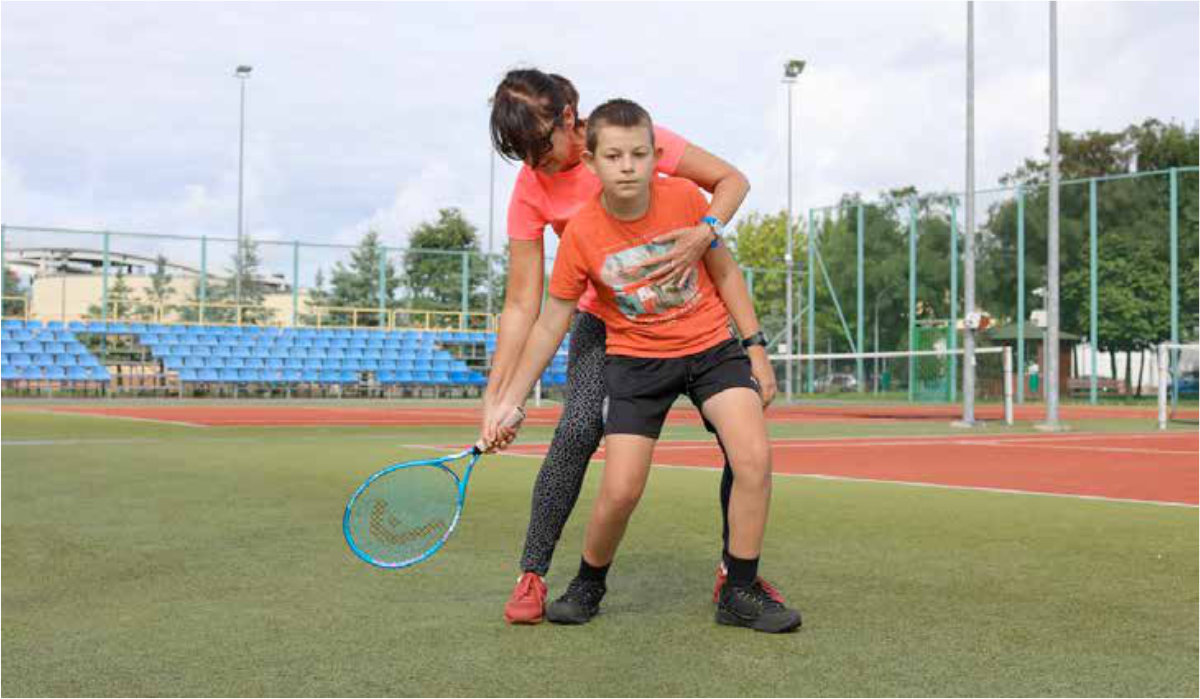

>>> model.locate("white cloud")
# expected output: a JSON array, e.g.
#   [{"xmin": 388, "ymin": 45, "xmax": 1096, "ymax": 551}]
[{"xmin": 1, "ymin": 0, "xmax": 1195, "ymax": 279}]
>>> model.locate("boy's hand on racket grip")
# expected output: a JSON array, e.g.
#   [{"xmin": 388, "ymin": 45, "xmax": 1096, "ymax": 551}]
[{"xmin": 481, "ymin": 404, "xmax": 526, "ymax": 452}]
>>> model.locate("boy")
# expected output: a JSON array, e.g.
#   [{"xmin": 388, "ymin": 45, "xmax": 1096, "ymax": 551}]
[{"xmin": 485, "ymin": 98, "xmax": 801, "ymax": 633}]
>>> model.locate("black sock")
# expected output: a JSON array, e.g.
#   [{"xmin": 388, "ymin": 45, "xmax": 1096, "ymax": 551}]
[
  {"xmin": 722, "ymin": 548, "xmax": 733, "ymax": 571},
  {"xmin": 726, "ymin": 553, "xmax": 759, "ymax": 588},
  {"xmin": 578, "ymin": 557, "xmax": 610, "ymax": 585}
]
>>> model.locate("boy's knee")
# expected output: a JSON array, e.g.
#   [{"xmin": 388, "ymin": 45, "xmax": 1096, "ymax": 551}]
[
  {"xmin": 601, "ymin": 485, "xmax": 643, "ymax": 517},
  {"xmin": 731, "ymin": 444, "xmax": 772, "ymax": 488}
]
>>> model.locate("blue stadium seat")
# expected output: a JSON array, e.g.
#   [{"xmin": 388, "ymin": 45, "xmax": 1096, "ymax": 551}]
[
  {"xmin": 198, "ymin": 368, "xmax": 220, "ymax": 382},
  {"xmin": 45, "ymin": 365, "xmax": 67, "ymax": 380},
  {"xmin": 57, "ymin": 354, "xmax": 77, "ymax": 366}
]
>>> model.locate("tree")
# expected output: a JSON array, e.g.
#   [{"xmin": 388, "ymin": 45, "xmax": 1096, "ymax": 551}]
[
  {"xmin": 210, "ymin": 237, "xmax": 274, "ymax": 325},
  {"xmin": 328, "ymin": 230, "xmax": 401, "ymax": 326},
  {"xmin": 302, "ymin": 267, "xmax": 331, "ymax": 325},
  {"xmin": 402, "ymin": 209, "xmax": 488, "ymax": 318},
  {"xmin": 87, "ymin": 269, "xmax": 134, "ymax": 320},
  {"xmin": 979, "ymin": 119, "xmax": 1198, "ymax": 384},
  {"xmin": 136, "ymin": 255, "xmax": 174, "ymax": 321},
  {"xmin": 2, "ymin": 267, "xmax": 28, "ymax": 318}
]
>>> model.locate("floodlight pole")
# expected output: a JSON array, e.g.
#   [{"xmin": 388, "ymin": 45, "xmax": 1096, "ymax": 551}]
[
  {"xmin": 1043, "ymin": 2, "xmax": 1062, "ymax": 428},
  {"xmin": 782, "ymin": 60, "xmax": 805, "ymax": 401},
  {"xmin": 961, "ymin": 1, "xmax": 978, "ymax": 425},
  {"xmin": 234, "ymin": 65, "xmax": 253, "ymax": 309}
]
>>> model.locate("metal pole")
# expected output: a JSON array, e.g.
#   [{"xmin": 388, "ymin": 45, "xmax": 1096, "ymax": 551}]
[
  {"xmin": 806, "ymin": 208, "xmax": 816, "ymax": 392},
  {"xmin": 1043, "ymin": 1, "xmax": 1062, "ymax": 428},
  {"xmin": 1169, "ymin": 167, "xmax": 1179, "ymax": 407},
  {"xmin": 292, "ymin": 241, "xmax": 299, "ymax": 327},
  {"xmin": 962, "ymin": 0, "xmax": 978, "ymax": 424},
  {"xmin": 785, "ymin": 78, "xmax": 795, "ymax": 402},
  {"xmin": 200, "ymin": 236, "xmax": 208, "ymax": 324},
  {"xmin": 1088, "ymin": 178, "xmax": 1098, "ymax": 404},
  {"xmin": 487, "ymin": 146, "xmax": 496, "ymax": 318},
  {"xmin": 949, "ymin": 196, "xmax": 958, "ymax": 403},
  {"xmin": 856, "ymin": 204, "xmax": 865, "ymax": 392},
  {"xmin": 908, "ymin": 199, "xmax": 917, "ymax": 401},
  {"xmin": 236, "ymin": 73, "xmax": 247, "ymax": 308},
  {"xmin": 378, "ymin": 249, "xmax": 387, "ymax": 327},
  {"xmin": 460, "ymin": 252, "xmax": 470, "ymax": 330},
  {"xmin": 874, "ymin": 304, "xmax": 880, "ymax": 393},
  {"xmin": 102, "ymin": 231, "xmax": 110, "ymax": 323},
  {"xmin": 1017, "ymin": 187, "xmax": 1026, "ymax": 403}
]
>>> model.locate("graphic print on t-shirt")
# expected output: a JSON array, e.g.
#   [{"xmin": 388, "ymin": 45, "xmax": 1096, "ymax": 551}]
[{"xmin": 600, "ymin": 241, "xmax": 701, "ymax": 321}]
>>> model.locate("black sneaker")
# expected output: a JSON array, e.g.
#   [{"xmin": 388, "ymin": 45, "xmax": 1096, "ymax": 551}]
[
  {"xmin": 545, "ymin": 576, "xmax": 606, "ymax": 625},
  {"xmin": 716, "ymin": 580, "xmax": 802, "ymax": 633}
]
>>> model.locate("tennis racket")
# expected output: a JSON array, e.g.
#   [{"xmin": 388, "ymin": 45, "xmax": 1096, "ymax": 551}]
[{"xmin": 343, "ymin": 406, "xmax": 525, "ymax": 569}]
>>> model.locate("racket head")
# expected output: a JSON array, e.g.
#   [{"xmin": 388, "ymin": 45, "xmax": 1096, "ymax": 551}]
[{"xmin": 343, "ymin": 449, "xmax": 479, "ymax": 568}]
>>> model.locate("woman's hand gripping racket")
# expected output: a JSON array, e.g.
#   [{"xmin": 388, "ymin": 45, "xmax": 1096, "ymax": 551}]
[{"xmin": 343, "ymin": 406, "xmax": 526, "ymax": 568}]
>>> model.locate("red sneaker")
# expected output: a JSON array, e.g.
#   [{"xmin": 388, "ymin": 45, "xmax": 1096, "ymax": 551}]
[
  {"xmin": 504, "ymin": 572, "xmax": 547, "ymax": 625},
  {"xmin": 712, "ymin": 563, "xmax": 787, "ymax": 604}
]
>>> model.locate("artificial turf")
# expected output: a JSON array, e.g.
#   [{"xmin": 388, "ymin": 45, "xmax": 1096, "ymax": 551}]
[{"xmin": 2, "ymin": 410, "xmax": 1197, "ymax": 696}]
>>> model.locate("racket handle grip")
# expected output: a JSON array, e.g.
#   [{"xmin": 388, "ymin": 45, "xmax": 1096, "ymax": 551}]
[{"xmin": 474, "ymin": 405, "xmax": 527, "ymax": 453}]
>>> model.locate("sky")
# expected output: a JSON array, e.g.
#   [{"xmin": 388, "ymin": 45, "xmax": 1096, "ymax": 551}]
[{"xmin": 2, "ymin": 0, "xmax": 1197, "ymax": 281}]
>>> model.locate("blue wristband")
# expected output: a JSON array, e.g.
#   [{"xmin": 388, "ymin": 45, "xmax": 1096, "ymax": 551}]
[{"xmin": 702, "ymin": 216, "xmax": 723, "ymax": 249}]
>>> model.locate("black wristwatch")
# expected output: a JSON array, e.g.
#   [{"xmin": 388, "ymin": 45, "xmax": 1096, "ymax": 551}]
[{"xmin": 741, "ymin": 331, "xmax": 767, "ymax": 349}]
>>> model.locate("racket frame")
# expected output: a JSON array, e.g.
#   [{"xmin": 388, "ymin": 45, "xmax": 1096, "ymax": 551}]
[{"xmin": 342, "ymin": 446, "xmax": 482, "ymax": 569}]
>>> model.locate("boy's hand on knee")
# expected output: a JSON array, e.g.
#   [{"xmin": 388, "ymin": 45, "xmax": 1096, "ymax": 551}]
[{"xmin": 748, "ymin": 347, "xmax": 776, "ymax": 408}]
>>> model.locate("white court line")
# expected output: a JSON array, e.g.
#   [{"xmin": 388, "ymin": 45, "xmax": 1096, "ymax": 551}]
[
  {"xmin": 951, "ymin": 441, "xmax": 1195, "ymax": 456},
  {"xmin": 3, "ymin": 438, "xmax": 165, "ymax": 447},
  {"xmin": 15, "ymin": 409, "xmax": 208, "ymax": 428},
  {"xmin": 397, "ymin": 444, "xmax": 1197, "ymax": 509}
]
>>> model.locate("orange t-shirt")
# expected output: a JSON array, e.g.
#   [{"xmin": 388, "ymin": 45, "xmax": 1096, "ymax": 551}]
[
  {"xmin": 549, "ymin": 177, "xmax": 733, "ymax": 358},
  {"xmin": 507, "ymin": 125, "xmax": 688, "ymax": 315}
]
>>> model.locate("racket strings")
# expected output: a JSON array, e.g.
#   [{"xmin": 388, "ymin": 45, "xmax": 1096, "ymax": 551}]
[{"xmin": 348, "ymin": 464, "xmax": 460, "ymax": 566}]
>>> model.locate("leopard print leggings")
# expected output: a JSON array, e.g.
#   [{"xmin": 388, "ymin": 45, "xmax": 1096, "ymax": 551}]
[{"xmin": 519, "ymin": 311, "xmax": 736, "ymax": 575}]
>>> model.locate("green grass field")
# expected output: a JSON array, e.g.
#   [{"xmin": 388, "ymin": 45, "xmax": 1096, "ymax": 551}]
[{"xmin": 3, "ymin": 409, "xmax": 1197, "ymax": 697}]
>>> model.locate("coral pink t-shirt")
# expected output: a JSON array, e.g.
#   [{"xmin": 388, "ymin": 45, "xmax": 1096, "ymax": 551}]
[
  {"xmin": 506, "ymin": 125, "xmax": 689, "ymax": 314},
  {"xmin": 549, "ymin": 177, "xmax": 732, "ymax": 358}
]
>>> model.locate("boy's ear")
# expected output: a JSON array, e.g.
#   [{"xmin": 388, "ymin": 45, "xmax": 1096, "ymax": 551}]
[
  {"xmin": 562, "ymin": 105, "xmax": 575, "ymax": 130},
  {"xmin": 581, "ymin": 149, "xmax": 597, "ymax": 174},
  {"xmin": 654, "ymin": 145, "xmax": 664, "ymax": 162}
]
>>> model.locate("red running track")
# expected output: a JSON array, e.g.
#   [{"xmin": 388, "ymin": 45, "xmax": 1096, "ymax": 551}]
[
  {"xmin": 10, "ymin": 402, "xmax": 1185, "ymax": 426},
  {"xmin": 505, "ymin": 432, "xmax": 1199, "ymax": 506}
]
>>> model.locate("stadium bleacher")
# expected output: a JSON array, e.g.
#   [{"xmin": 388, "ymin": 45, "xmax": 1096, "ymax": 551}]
[
  {"xmin": 1, "ymin": 319, "xmax": 569, "ymax": 392},
  {"xmin": 1, "ymin": 319, "xmax": 110, "ymax": 384}
]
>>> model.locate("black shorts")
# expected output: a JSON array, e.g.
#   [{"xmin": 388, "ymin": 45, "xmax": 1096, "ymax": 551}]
[{"xmin": 602, "ymin": 339, "xmax": 759, "ymax": 439}]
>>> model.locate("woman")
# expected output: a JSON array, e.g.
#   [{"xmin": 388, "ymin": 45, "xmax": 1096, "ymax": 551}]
[{"xmin": 482, "ymin": 69, "xmax": 783, "ymax": 624}]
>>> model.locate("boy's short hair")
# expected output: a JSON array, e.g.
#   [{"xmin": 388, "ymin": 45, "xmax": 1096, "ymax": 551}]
[{"xmin": 585, "ymin": 99, "xmax": 656, "ymax": 152}]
